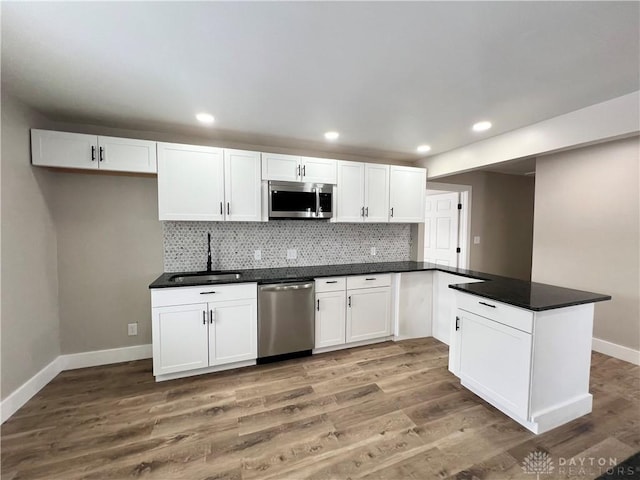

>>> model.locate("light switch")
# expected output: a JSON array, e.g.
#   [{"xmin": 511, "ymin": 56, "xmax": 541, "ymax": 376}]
[
  {"xmin": 473, "ymin": 236, "xmax": 481, "ymax": 245},
  {"xmin": 127, "ymin": 323, "xmax": 138, "ymax": 336}
]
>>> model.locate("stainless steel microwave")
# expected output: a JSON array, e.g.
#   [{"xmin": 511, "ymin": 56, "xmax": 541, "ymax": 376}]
[{"xmin": 268, "ymin": 181, "xmax": 333, "ymax": 219}]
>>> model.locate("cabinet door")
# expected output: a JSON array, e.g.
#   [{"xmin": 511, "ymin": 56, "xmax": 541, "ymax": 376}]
[
  {"xmin": 458, "ymin": 309, "xmax": 532, "ymax": 419},
  {"xmin": 152, "ymin": 304, "xmax": 209, "ymax": 376},
  {"xmin": 97, "ymin": 136, "xmax": 157, "ymax": 173},
  {"xmin": 301, "ymin": 157, "xmax": 337, "ymax": 184},
  {"xmin": 389, "ymin": 166, "xmax": 427, "ymax": 223},
  {"xmin": 346, "ymin": 287, "xmax": 391, "ymax": 343},
  {"xmin": 261, "ymin": 153, "xmax": 300, "ymax": 181},
  {"xmin": 315, "ymin": 291, "xmax": 347, "ymax": 348},
  {"xmin": 157, "ymin": 142, "xmax": 224, "ymax": 221},
  {"xmin": 209, "ymin": 299, "xmax": 257, "ymax": 366},
  {"xmin": 31, "ymin": 129, "xmax": 98, "ymax": 169},
  {"xmin": 224, "ymin": 149, "xmax": 262, "ymax": 222},
  {"xmin": 364, "ymin": 163, "xmax": 390, "ymax": 223},
  {"xmin": 335, "ymin": 161, "xmax": 365, "ymax": 222}
]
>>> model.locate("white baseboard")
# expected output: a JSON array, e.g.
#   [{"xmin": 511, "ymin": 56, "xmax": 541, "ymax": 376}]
[
  {"xmin": 60, "ymin": 344, "xmax": 152, "ymax": 370},
  {"xmin": 592, "ymin": 337, "xmax": 640, "ymax": 365},
  {"xmin": 0, "ymin": 357, "xmax": 63, "ymax": 423},
  {"xmin": 1, "ymin": 344, "xmax": 152, "ymax": 424}
]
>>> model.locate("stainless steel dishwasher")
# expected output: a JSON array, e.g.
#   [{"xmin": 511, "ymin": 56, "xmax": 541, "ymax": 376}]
[{"xmin": 258, "ymin": 281, "xmax": 315, "ymax": 362}]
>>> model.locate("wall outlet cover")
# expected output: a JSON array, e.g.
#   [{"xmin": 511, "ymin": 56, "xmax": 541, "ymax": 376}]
[
  {"xmin": 286, "ymin": 249, "xmax": 297, "ymax": 260},
  {"xmin": 127, "ymin": 323, "xmax": 138, "ymax": 336},
  {"xmin": 254, "ymin": 250, "xmax": 261, "ymax": 260},
  {"xmin": 371, "ymin": 247, "xmax": 376, "ymax": 256},
  {"xmin": 473, "ymin": 236, "xmax": 481, "ymax": 245}
]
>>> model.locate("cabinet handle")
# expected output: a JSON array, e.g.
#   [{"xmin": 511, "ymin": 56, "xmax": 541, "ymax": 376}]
[
  {"xmin": 297, "ymin": 165, "xmax": 301, "ymax": 177},
  {"xmin": 203, "ymin": 311, "xmax": 207, "ymax": 325},
  {"xmin": 456, "ymin": 316, "xmax": 460, "ymax": 331},
  {"xmin": 479, "ymin": 301, "xmax": 496, "ymax": 308},
  {"xmin": 200, "ymin": 291, "xmax": 216, "ymax": 295},
  {"xmin": 365, "ymin": 277, "xmax": 376, "ymax": 281},
  {"xmin": 365, "ymin": 207, "xmax": 369, "ymax": 217},
  {"xmin": 348, "ymin": 296, "xmax": 352, "ymax": 308},
  {"xmin": 317, "ymin": 299, "xmax": 320, "ymax": 311},
  {"xmin": 326, "ymin": 280, "xmax": 338, "ymax": 284},
  {"xmin": 91, "ymin": 146, "xmax": 96, "ymax": 161},
  {"xmin": 302, "ymin": 165, "xmax": 306, "ymax": 177},
  {"xmin": 210, "ymin": 309, "xmax": 214, "ymax": 323},
  {"xmin": 390, "ymin": 207, "xmax": 394, "ymax": 217},
  {"xmin": 220, "ymin": 202, "xmax": 223, "ymax": 215},
  {"xmin": 361, "ymin": 206, "xmax": 365, "ymax": 217},
  {"xmin": 227, "ymin": 202, "xmax": 230, "ymax": 215},
  {"xmin": 99, "ymin": 146, "xmax": 104, "ymax": 162}
]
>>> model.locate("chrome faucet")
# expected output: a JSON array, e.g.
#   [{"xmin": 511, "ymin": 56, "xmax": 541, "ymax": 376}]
[{"xmin": 206, "ymin": 233, "xmax": 212, "ymax": 272}]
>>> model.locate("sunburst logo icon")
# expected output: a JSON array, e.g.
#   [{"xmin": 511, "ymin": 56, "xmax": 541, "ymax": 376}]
[{"xmin": 522, "ymin": 450, "xmax": 555, "ymax": 480}]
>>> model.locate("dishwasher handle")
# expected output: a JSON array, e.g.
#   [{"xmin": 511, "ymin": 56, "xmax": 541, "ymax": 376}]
[{"xmin": 259, "ymin": 282, "xmax": 314, "ymax": 292}]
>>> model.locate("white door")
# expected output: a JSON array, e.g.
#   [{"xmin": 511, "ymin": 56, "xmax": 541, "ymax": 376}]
[
  {"xmin": 209, "ymin": 299, "xmax": 257, "ymax": 366},
  {"xmin": 315, "ymin": 291, "xmax": 347, "ymax": 348},
  {"xmin": 389, "ymin": 166, "xmax": 426, "ymax": 222},
  {"xmin": 30, "ymin": 129, "xmax": 97, "ymax": 169},
  {"xmin": 224, "ymin": 149, "xmax": 262, "ymax": 222},
  {"xmin": 97, "ymin": 136, "xmax": 157, "ymax": 173},
  {"xmin": 364, "ymin": 163, "xmax": 390, "ymax": 223},
  {"xmin": 335, "ymin": 161, "xmax": 365, "ymax": 222},
  {"xmin": 458, "ymin": 309, "xmax": 532, "ymax": 419},
  {"xmin": 152, "ymin": 304, "xmax": 209, "ymax": 376},
  {"xmin": 300, "ymin": 157, "xmax": 337, "ymax": 184},
  {"xmin": 424, "ymin": 192, "xmax": 460, "ymax": 266},
  {"xmin": 157, "ymin": 142, "xmax": 225, "ymax": 221},
  {"xmin": 261, "ymin": 153, "xmax": 300, "ymax": 181},
  {"xmin": 346, "ymin": 287, "xmax": 391, "ymax": 343}
]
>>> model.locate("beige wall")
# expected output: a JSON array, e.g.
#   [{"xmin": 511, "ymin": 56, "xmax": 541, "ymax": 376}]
[
  {"xmin": 437, "ymin": 171, "xmax": 535, "ymax": 280},
  {"xmin": 1, "ymin": 94, "xmax": 60, "ymax": 399},
  {"xmin": 49, "ymin": 172, "xmax": 163, "ymax": 354},
  {"xmin": 532, "ymin": 137, "xmax": 640, "ymax": 351}
]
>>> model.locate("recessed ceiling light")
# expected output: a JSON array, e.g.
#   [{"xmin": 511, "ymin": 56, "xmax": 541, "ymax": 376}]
[
  {"xmin": 416, "ymin": 144, "xmax": 432, "ymax": 154},
  {"xmin": 324, "ymin": 131, "xmax": 339, "ymax": 141},
  {"xmin": 196, "ymin": 113, "xmax": 215, "ymax": 124},
  {"xmin": 472, "ymin": 121, "xmax": 492, "ymax": 132}
]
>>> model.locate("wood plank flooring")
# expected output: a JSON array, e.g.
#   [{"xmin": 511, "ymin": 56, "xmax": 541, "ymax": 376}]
[{"xmin": 2, "ymin": 338, "xmax": 638, "ymax": 479}]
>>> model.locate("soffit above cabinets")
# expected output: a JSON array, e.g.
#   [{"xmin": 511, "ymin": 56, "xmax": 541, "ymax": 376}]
[{"xmin": 3, "ymin": 2, "xmax": 639, "ymax": 160}]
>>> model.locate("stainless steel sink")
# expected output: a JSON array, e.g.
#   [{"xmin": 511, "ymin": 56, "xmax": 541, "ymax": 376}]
[{"xmin": 169, "ymin": 272, "xmax": 242, "ymax": 283}]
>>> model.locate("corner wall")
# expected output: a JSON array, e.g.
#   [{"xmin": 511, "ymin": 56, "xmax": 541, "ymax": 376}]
[
  {"xmin": 0, "ymin": 94, "xmax": 60, "ymax": 400},
  {"xmin": 532, "ymin": 136, "xmax": 640, "ymax": 352}
]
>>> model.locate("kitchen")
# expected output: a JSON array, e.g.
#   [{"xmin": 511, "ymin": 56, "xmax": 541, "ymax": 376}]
[{"xmin": 2, "ymin": 2, "xmax": 639, "ymax": 479}]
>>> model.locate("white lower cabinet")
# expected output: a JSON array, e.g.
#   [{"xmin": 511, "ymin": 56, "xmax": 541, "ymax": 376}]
[
  {"xmin": 151, "ymin": 283, "xmax": 257, "ymax": 380},
  {"xmin": 347, "ymin": 287, "xmax": 391, "ymax": 343},
  {"xmin": 451, "ymin": 290, "xmax": 595, "ymax": 434},
  {"xmin": 314, "ymin": 275, "xmax": 391, "ymax": 350}
]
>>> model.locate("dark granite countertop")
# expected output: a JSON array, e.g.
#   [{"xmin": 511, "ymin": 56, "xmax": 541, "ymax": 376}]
[{"xmin": 149, "ymin": 261, "xmax": 610, "ymax": 312}]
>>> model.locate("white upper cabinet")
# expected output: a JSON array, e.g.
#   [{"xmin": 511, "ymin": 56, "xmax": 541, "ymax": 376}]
[
  {"xmin": 335, "ymin": 161, "xmax": 389, "ymax": 223},
  {"xmin": 31, "ymin": 129, "xmax": 157, "ymax": 173},
  {"xmin": 389, "ymin": 165, "xmax": 427, "ymax": 223},
  {"xmin": 262, "ymin": 153, "xmax": 336, "ymax": 184},
  {"xmin": 157, "ymin": 143, "xmax": 225, "ymax": 221},
  {"xmin": 158, "ymin": 144, "xmax": 261, "ymax": 222},
  {"xmin": 97, "ymin": 136, "xmax": 157, "ymax": 173},
  {"xmin": 224, "ymin": 149, "xmax": 262, "ymax": 222}
]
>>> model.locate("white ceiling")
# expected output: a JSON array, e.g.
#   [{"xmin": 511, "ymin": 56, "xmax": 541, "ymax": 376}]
[{"xmin": 2, "ymin": 2, "xmax": 639, "ymax": 161}]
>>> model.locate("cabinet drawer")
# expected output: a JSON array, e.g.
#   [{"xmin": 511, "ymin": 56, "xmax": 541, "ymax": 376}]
[
  {"xmin": 456, "ymin": 292, "xmax": 533, "ymax": 333},
  {"xmin": 152, "ymin": 283, "xmax": 257, "ymax": 307},
  {"xmin": 315, "ymin": 276, "xmax": 346, "ymax": 293},
  {"xmin": 347, "ymin": 274, "xmax": 392, "ymax": 290}
]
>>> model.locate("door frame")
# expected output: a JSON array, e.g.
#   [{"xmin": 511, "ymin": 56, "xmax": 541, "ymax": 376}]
[{"xmin": 414, "ymin": 182, "xmax": 472, "ymax": 270}]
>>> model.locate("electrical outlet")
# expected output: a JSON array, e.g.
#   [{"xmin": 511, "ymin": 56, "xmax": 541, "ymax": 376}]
[
  {"xmin": 254, "ymin": 249, "xmax": 261, "ymax": 260},
  {"xmin": 286, "ymin": 249, "xmax": 297, "ymax": 260},
  {"xmin": 474, "ymin": 236, "xmax": 481, "ymax": 245},
  {"xmin": 370, "ymin": 247, "xmax": 376, "ymax": 256},
  {"xmin": 127, "ymin": 323, "xmax": 138, "ymax": 336}
]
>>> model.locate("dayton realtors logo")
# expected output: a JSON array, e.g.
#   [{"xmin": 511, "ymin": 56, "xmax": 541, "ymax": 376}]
[{"xmin": 522, "ymin": 450, "xmax": 554, "ymax": 480}]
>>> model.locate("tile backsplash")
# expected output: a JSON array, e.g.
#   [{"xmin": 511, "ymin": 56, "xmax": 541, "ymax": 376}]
[{"xmin": 163, "ymin": 221, "xmax": 411, "ymax": 272}]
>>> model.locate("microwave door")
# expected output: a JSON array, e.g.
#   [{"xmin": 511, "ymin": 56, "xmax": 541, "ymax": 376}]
[{"xmin": 270, "ymin": 189, "xmax": 316, "ymax": 218}]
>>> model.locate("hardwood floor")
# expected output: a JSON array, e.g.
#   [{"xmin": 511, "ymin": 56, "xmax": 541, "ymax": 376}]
[{"xmin": 2, "ymin": 338, "xmax": 638, "ymax": 479}]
